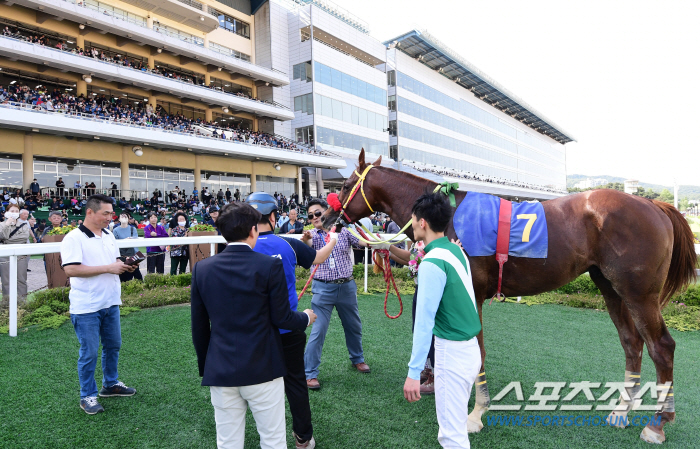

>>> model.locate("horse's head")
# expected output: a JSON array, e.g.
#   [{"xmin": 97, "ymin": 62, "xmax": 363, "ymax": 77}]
[{"xmin": 322, "ymin": 148, "xmax": 382, "ymax": 230}]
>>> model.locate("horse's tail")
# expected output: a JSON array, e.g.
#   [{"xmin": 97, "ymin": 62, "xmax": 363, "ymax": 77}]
[{"xmin": 652, "ymin": 200, "xmax": 697, "ymax": 308}]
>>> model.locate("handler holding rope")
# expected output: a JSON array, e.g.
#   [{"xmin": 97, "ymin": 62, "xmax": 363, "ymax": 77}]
[{"xmin": 303, "ymin": 198, "xmax": 370, "ymax": 390}]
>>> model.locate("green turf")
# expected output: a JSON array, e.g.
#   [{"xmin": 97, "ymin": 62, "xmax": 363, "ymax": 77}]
[{"xmin": 1, "ymin": 297, "xmax": 699, "ymax": 448}]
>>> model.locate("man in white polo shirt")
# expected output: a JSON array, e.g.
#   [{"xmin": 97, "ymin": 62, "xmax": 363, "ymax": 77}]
[{"xmin": 61, "ymin": 194, "xmax": 138, "ymax": 415}]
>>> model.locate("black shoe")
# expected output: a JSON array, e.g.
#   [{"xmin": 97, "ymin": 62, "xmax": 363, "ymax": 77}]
[
  {"xmin": 99, "ymin": 381, "xmax": 136, "ymax": 397},
  {"xmin": 80, "ymin": 396, "xmax": 105, "ymax": 415}
]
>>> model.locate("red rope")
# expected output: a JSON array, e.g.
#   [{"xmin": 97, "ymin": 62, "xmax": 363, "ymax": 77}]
[
  {"xmin": 372, "ymin": 249, "xmax": 403, "ymax": 319},
  {"xmin": 297, "ymin": 233, "xmax": 331, "ymax": 301}
]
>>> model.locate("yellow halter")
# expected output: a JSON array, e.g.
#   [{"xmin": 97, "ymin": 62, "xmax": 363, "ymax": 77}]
[{"xmin": 342, "ymin": 164, "xmax": 375, "ymax": 213}]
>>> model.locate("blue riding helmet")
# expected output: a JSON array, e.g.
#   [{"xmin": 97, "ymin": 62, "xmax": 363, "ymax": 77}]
[{"xmin": 246, "ymin": 192, "xmax": 278, "ymax": 215}]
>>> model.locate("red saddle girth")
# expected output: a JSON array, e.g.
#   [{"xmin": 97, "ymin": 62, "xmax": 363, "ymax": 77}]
[{"xmin": 490, "ymin": 198, "xmax": 512, "ymax": 305}]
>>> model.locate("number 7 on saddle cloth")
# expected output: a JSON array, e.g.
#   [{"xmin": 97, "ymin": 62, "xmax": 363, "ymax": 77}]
[{"xmin": 453, "ymin": 192, "xmax": 549, "ymax": 259}]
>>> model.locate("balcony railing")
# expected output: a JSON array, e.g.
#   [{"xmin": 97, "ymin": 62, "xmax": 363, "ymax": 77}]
[
  {"xmin": 0, "ymin": 101, "xmax": 340, "ymax": 159},
  {"xmin": 0, "ymin": 35, "xmax": 290, "ymax": 112},
  {"xmin": 80, "ymin": 0, "xmax": 147, "ymax": 27}
]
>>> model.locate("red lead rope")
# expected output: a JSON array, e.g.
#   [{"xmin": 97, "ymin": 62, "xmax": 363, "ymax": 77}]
[
  {"xmin": 297, "ymin": 228, "xmax": 403, "ymax": 319},
  {"xmin": 297, "ymin": 233, "xmax": 330, "ymax": 301},
  {"xmin": 355, "ymin": 226, "xmax": 403, "ymax": 319}
]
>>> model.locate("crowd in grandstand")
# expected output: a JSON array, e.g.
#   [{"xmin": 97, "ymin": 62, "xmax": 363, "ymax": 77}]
[
  {"xmin": 403, "ymin": 162, "xmax": 566, "ymax": 194},
  {"xmin": 2, "ymin": 25, "xmax": 263, "ymax": 104}
]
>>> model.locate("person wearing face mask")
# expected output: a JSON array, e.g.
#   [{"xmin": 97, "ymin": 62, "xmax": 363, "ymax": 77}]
[
  {"xmin": 169, "ymin": 212, "xmax": 189, "ymax": 275},
  {"xmin": 113, "ymin": 212, "xmax": 143, "ymax": 282},
  {"xmin": 0, "ymin": 204, "xmax": 31, "ymax": 304}
]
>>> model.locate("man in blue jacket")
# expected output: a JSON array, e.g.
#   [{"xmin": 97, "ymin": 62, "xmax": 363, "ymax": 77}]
[
  {"xmin": 247, "ymin": 192, "xmax": 337, "ymax": 449},
  {"xmin": 191, "ymin": 202, "xmax": 318, "ymax": 449}
]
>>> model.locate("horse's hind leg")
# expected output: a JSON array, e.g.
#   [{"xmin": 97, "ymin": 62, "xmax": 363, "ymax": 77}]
[
  {"xmin": 623, "ymin": 299, "xmax": 676, "ymax": 444},
  {"xmin": 589, "ymin": 267, "xmax": 644, "ymax": 428},
  {"xmin": 467, "ymin": 298, "xmax": 490, "ymax": 433}
]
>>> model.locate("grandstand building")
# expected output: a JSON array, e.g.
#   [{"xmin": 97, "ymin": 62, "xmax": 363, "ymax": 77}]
[{"xmin": 0, "ymin": 0, "xmax": 573, "ymax": 201}]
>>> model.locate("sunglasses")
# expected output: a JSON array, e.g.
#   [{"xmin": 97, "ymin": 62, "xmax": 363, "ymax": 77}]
[{"xmin": 307, "ymin": 211, "xmax": 323, "ymax": 220}]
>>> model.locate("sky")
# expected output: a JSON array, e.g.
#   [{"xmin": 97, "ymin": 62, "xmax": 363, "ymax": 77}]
[{"xmin": 334, "ymin": 0, "xmax": 700, "ymax": 186}]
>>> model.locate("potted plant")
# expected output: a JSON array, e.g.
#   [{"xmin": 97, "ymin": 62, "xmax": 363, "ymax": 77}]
[
  {"xmin": 188, "ymin": 224, "xmax": 218, "ymax": 268},
  {"xmin": 42, "ymin": 225, "xmax": 76, "ymax": 289}
]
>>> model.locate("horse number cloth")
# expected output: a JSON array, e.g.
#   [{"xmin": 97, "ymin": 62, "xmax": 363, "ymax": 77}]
[{"xmin": 453, "ymin": 192, "xmax": 548, "ymax": 258}]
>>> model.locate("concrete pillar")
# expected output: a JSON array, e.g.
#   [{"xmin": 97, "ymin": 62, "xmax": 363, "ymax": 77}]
[
  {"xmin": 251, "ymin": 164, "xmax": 257, "ymax": 192},
  {"xmin": 77, "ymin": 79, "xmax": 87, "ymax": 96},
  {"xmin": 121, "ymin": 145, "xmax": 130, "ymax": 196},
  {"xmin": 149, "ymin": 94, "xmax": 157, "ymax": 108},
  {"xmin": 205, "ymin": 108, "xmax": 213, "ymax": 122},
  {"xmin": 194, "ymin": 154, "xmax": 202, "ymax": 192},
  {"xmin": 147, "ymin": 16, "xmax": 153, "ymax": 29},
  {"xmin": 22, "ymin": 134, "xmax": 33, "ymax": 191},
  {"xmin": 147, "ymin": 54, "xmax": 155, "ymax": 70},
  {"xmin": 296, "ymin": 166, "xmax": 302, "ymax": 195},
  {"xmin": 203, "ymin": 34, "xmax": 209, "ymax": 48},
  {"xmin": 204, "ymin": 72, "xmax": 211, "ymax": 87},
  {"xmin": 76, "ymin": 34, "xmax": 84, "ymax": 50},
  {"xmin": 315, "ymin": 167, "xmax": 323, "ymax": 197}
]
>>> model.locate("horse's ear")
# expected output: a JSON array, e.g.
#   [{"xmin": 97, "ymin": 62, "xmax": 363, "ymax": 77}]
[
  {"xmin": 358, "ymin": 148, "xmax": 366, "ymax": 169},
  {"xmin": 371, "ymin": 155, "xmax": 382, "ymax": 167}
]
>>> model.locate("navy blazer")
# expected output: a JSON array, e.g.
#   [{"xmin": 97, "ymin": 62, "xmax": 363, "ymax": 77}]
[{"xmin": 191, "ymin": 243, "xmax": 309, "ymax": 387}]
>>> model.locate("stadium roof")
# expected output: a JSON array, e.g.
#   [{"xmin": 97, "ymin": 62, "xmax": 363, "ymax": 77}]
[{"xmin": 384, "ymin": 29, "xmax": 576, "ymax": 144}]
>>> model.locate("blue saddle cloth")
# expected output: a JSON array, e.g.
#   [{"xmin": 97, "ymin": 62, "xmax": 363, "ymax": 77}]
[{"xmin": 453, "ymin": 192, "xmax": 548, "ymax": 258}]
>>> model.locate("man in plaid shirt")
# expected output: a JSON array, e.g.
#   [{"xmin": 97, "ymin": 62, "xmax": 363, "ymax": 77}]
[{"xmin": 303, "ymin": 198, "xmax": 370, "ymax": 390}]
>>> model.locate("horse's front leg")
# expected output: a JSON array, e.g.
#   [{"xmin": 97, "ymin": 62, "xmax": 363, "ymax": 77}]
[{"xmin": 468, "ymin": 297, "xmax": 490, "ymax": 433}]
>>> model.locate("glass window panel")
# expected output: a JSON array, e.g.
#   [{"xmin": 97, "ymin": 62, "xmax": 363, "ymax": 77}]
[
  {"xmin": 357, "ymin": 80, "xmax": 366, "ymax": 100},
  {"xmin": 322, "ymin": 96, "xmax": 332, "ymax": 118},
  {"xmin": 334, "ymin": 129, "xmax": 344, "ymax": 148},
  {"xmin": 321, "ymin": 64, "xmax": 331, "ymax": 85},
  {"xmin": 332, "ymin": 99, "xmax": 342, "ymax": 120},
  {"xmin": 342, "ymin": 102, "xmax": 352, "ymax": 123},
  {"xmin": 359, "ymin": 109, "xmax": 367, "ymax": 128},
  {"xmin": 367, "ymin": 111, "xmax": 375, "ymax": 130},
  {"xmin": 351, "ymin": 105, "xmax": 359, "ymax": 125},
  {"xmin": 342, "ymin": 73, "xmax": 351, "ymax": 93},
  {"xmin": 350, "ymin": 77, "xmax": 358, "ymax": 96},
  {"xmin": 331, "ymin": 68, "xmax": 341, "ymax": 89}
]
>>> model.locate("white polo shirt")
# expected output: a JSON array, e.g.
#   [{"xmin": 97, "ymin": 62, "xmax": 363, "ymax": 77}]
[{"xmin": 60, "ymin": 224, "xmax": 122, "ymax": 314}]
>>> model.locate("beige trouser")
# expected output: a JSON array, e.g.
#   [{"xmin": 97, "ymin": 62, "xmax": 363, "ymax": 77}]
[
  {"xmin": 0, "ymin": 255, "xmax": 29, "ymax": 304},
  {"xmin": 209, "ymin": 377, "xmax": 287, "ymax": 449}
]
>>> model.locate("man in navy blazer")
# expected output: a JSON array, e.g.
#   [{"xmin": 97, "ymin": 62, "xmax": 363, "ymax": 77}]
[{"xmin": 191, "ymin": 201, "xmax": 317, "ymax": 449}]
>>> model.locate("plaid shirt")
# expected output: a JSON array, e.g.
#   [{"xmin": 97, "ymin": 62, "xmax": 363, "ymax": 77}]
[{"xmin": 311, "ymin": 228, "xmax": 359, "ymax": 281}]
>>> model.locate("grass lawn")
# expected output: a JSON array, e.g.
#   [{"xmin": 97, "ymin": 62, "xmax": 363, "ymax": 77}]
[{"xmin": 1, "ymin": 296, "xmax": 699, "ymax": 448}]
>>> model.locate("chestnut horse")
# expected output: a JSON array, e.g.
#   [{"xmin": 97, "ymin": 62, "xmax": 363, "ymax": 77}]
[{"xmin": 322, "ymin": 150, "xmax": 696, "ymax": 444}]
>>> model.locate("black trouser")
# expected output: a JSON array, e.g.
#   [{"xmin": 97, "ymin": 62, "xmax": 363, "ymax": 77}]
[
  {"xmin": 170, "ymin": 256, "xmax": 188, "ymax": 275},
  {"xmin": 147, "ymin": 253, "xmax": 165, "ymax": 274},
  {"xmin": 411, "ymin": 288, "xmax": 435, "ymax": 369},
  {"xmin": 281, "ymin": 329, "xmax": 313, "ymax": 441},
  {"xmin": 119, "ymin": 267, "xmax": 143, "ymax": 283}
]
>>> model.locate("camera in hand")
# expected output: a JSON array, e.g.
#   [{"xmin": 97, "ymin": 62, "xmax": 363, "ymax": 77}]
[{"xmin": 124, "ymin": 251, "xmax": 146, "ymax": 266}]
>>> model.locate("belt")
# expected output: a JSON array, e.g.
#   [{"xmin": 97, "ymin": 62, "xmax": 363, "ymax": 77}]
[{"xmin": 315, "ymin": 277, "xmax": 354, "ymax": 285}]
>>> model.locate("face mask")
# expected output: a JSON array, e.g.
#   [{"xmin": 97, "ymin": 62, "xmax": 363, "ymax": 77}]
[
  {"xmin": 6, "ymin": 212, "xmax": 19, "ymax": 219},
  {"xmin": 120, "ymin": 218, "xmax": 128, "ymax": 224},
  {"xmin": 178, "ymin": 221, "xmax": 186, "ymax": 227}
]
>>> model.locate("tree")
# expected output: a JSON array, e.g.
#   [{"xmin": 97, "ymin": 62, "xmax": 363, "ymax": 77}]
[
  {"xmin": 679, "ymin": 197, "xmax": 689, "ymax": 211},
  {"xmin": 634, "ymin": 187, "xmax": 659, "ymax": 200},
  {"xmin": 658, "ymin": 189, "xmax": 674, "ymax": 204}
]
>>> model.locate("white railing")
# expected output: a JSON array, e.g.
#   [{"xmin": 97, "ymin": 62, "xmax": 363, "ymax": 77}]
[{"xmin": 3, "ymin": 232, "xmax": 408, "ymax": 337}]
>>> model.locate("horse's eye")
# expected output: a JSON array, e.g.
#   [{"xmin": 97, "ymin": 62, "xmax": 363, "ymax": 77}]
[{"xmin": 343, "ymin": 184, "xmax": 350, "ymax": 191}]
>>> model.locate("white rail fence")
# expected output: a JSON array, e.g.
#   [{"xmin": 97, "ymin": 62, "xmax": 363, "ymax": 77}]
[{"xmin": 3, "ymin": 233, "xmax": 409, "ymax": 337}]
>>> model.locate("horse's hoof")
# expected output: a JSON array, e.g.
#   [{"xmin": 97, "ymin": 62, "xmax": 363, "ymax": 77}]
[
  {"xmin": 606, "ymin": 411, "xmax": 628, "ymax": 428},
  {"xmin": 467, "ymin": 417, "xmax": 484, "ymax": 433},
  {"xmin": 640, "ymin": 426, "xmax": 665, "ymax": 444}
]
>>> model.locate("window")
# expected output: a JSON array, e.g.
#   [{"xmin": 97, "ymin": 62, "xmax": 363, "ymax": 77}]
[
  {"xmin": 293, "ymin": 93, "xmax": 313, "ymax": 115},
  {"xmin": 293, "ymin": 61, "xmax": 312, "ymax": 82},
  {"xmin": 313, "ymin": 93, "xmax": 387, "ymax": 133},
  {"xmin": 387, "ymin": 70, "xmax": 396, "ymax": 87},
  {"xmin": 388, "ymin": 95, "xmax": 396, "ymax": 112},
  {"xmin": 313, "ymin": 62, "xmax": 386, "ymax": 106},
  {"xmin": 213, "ymin": 10, "xmax": 250, "ymax": 39},
  {"xmin": 390, "ymin": 145, "xmax": 398, "ymax": 161},
  {"xmin": 317, "ymin": 127, "xmax": 387, "ymax": 155},
  {"xmin": 209, "ymin": 42, "xmax": 251, "ymax": 62},
  {"xmin": 295, "ymin": 126, "xmax": 314, "ymax": 145}
]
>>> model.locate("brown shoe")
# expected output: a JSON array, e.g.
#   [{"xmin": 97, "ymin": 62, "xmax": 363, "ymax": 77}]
[
  {"xmin": 354, "ymin": 362, "xmax": 371, "ymax": 373},
  {"xmin": 420, "ymin": 373, "xmax": 435, "ymax": 395},
  {"xmin": 420, "ymin": 368, "xmax": 432, "ymax": 384},
  {"xmin": 306, "ymin": 378, "xmax": 321, "ymax": 390}
]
